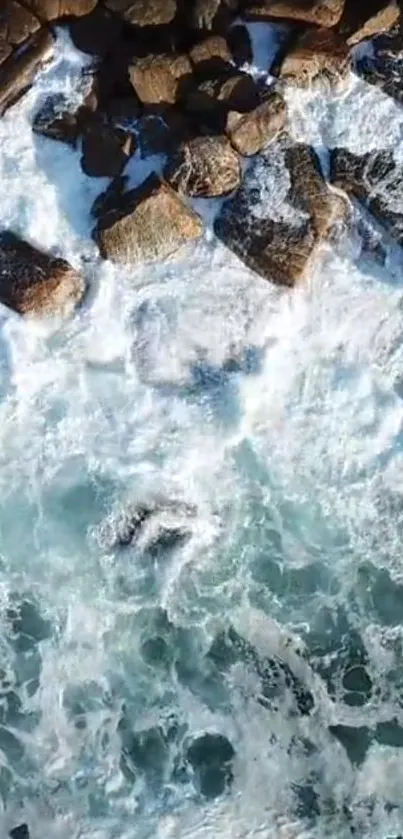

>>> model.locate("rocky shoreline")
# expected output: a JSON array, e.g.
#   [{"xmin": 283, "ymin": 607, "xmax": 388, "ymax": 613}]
[{"xmin": 0, "ymin": 0, "xmax": 402, "ymax": 316}]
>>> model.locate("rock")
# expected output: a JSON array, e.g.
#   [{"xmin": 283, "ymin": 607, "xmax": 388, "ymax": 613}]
[
  {"xmin": 129, "ymin": 53, "xmax": 193, "ymax": 106},
  {"xmin": 104, "ymin": 0, "xmax": 177, "ymax": 26},
  {"xmin": 329, "ymin": 724, "xmax": 373, "ymax": 765},
  {"xmin": 93, "ymin": 173, "xmax": 203, "ymax": 264},
  {"xmin": 214, "ymin": 139, "xmax": 347, "ymax": 285},
  {"xmin": 32, "ymin": 93, "xmax": 80, "ymax": 146},
  {"xmin": 337, "ymin": 0, "xmax": 400, "ymax": 46},
  {"xmin": 81, "ymin": 120, "xmax": 136, "ymax": 177},
  {"xmin": 0, "ymin": 232, "xmax": 85, "ymax": 317},
  {"xmin": 165, "ymin": 135, "xmax": 241, "ymax": 197},
  {"xmin": 68, "ymin": 5, "xmax": 123, "ymax": 57},
  {"xmin": 186, "ymin": 733, "xmax": 235, "ymax": 798},
  {"xmin": 22, "ymin": 0, "xmax": 98, "ymax": 20},
  {"xmin": 279, "ymin": 26, "xmax": 351, "ymax": 86},
  {"xmin": 101, "ymin": 498, "xmax": 197, "ymax": 550},
  {"xmin": 9, "ymin": 826, "xmax": 29, "ymax": 839},
  {"xmin": 0, "ymin": 28, "xmax": 54, "ymax": 116},
  {"xmin": 0, "ymin": 2, "xmax": 40, "ymax": 68},
  {"xmin": 354, "ymin": 23, "xmax": 403, "ymax": 104},
  {"xmin": 189, "ymin": 35, "xmax": 233, "ymax": 76},
  {"xmin": 91, "ymin": 175, "xmax": 129, "ymax": 219},
  {"xmin": 186, "ymin": 71, "xmax": 260, "ymax": 131},
  {"xmin": 190, "ymin": 0, "xmax": 239, "ymax": 31},
  {"xmin": 137, "ymin": 110, "xmax": 190, "ymax": 157},
  {"xmin": 329, "ymin": 147, "xmax": 403, "ymax": 246},
  {"xmin": 226, "ymin": 91, "xmax": 287, "ymax": 156},
  {"xmin": 242, "ymin": 0, "xmax": 345, "ymax": 27},
  {"xmin": 227, "ymin": 23, "xmax": 253, "ymax": 66}
]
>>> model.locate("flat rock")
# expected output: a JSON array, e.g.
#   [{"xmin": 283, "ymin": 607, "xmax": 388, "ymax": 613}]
[
  {"xmin": 329, "ymin": 146, "xmax": 403, "ymax": 246},
  {"xmin": 104, "ymin": 0, "xmax": 177, "ymax": 26},
  {"xmin": 226, "ymin": 91, "xmax": 287, "ymax": 156},
  {"xmin": 0, "ymin": 28, "xmax": 54, "ymax": 116},
  {"xmin": 93, "ymin": 173, "xmax": 203, "ymax": 264},
  {"xmin": 164, "ymin": 135, "xmax": 241, "ymax": 197},
  {"xmin": 337, "ymin": 0, "xmax": 400, "ymax": 46},
  {"xmin": 0, "ymin": 232, "xmax": 85, "ymax": 317},
  {"xmin": 279, "ymin": 26, "xmax": 351, "ymax": 86},
  {"xmin": 81, "ymin": 119, "xmax": 136, "ymax": 177},
  {"xmin": 214, "ymin": 138, "xmax": 347, "ymax": 285},
  {"xmin": 23, "ymin": 0, "xmax": 98, "ymax": 20},
  {"xmin": 242, "ymin": 0, "xmax": 345, "ymax": 27},
  {"xmin": 129, "ymin": 53, "xmax": 193, "ymax": 106}
]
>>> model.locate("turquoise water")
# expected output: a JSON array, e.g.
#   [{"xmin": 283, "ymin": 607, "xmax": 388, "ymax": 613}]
[{"xmin": 0, "ymin": 28, "xmax": 403, "ymax": 839}]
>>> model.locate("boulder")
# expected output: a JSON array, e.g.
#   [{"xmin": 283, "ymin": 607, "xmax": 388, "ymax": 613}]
[
  {"xmin": 354, "ymin": 24, "xmax": 403, "ymax": 104},
  {"xmin": 165, "ymin": 135, "xmax": 241, "ymax": 197},
  {"xmin": 103, "ymin": 0, "xmax": 177, "ymax": 26},
  {"xmin": 226, "ymin": 91, "xmax": 287, "ymax": 156},
  {"xmin": 189, "ymin": 35, "xmax": 233, "ymax": 77},
  {"xmin": 0, "ymin": 28, "xmax": 54, "ymax": 116},
  {"xmin": 32, "ymin": 93, "xmax": 81, "ymax": 146},
  {"xmin": 337, "ymin": 0, "xmax": 400, "ymax": 46},
  {"xmin": 0, "ymin": 232, "xmax": 85, "ymax": 317},
  {"xmin": 214, "ymin": 139, "xmax": 347, "ymax": 285},
  {"xmin": 242, "ymin": 0, "xmax": 345, "ymax": 26},
  {"xmin": 137, "ymin": 110, "xmax": 190, "ymax": 157},
  {"xmin": 81, "ymin": 120, "xmax": 136, "ymax": 177},
  {"xmin": 93, "ymin": 173, "xmax": 203, "ymax": 264},
  {"xmin": 0, "ymin": 2, "xmax": 40, "ymax": 67},
  {"xmin": 190, "ymin": 0, "xmax": 240, "ymax": 31},
  {"xmin": 68, "ymin": 5, "xmax": 123, "ymax": 57},
  {"xmin": 185, "ymin": 71, "xmax": 260, "ymax": 131},
  {"xmin": 22, "ymin": 0, "xmax": 98, "ymax": 20},
  {"xmin": 279, "ymin": 26, "xmax": 351, "ymax": 86},
  {"xmin": 129, "ymin": 53, "xmax": 193, "ymax": 106},
  {"xmin": 329, "ymin": 147, "xmax": 403, "ymax": 246}
]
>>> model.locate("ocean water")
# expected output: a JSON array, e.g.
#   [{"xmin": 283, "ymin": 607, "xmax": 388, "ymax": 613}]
[{"xmin": 0, "ymin": 25, "xmax": 403, "ymax": 839}]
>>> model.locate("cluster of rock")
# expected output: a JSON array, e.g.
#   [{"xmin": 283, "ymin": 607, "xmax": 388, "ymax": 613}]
[{"xmin": 0, "ymin": 0, "xmax": 402, "ymax": 316}]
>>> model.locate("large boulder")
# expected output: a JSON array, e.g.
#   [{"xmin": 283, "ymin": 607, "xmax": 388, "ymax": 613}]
[
  {"xmin": 22, "ymin": 0, "xmax": 98, "ymax": 20},
  {"xmin": 279, "ymin": 26, "xmax": 350, "ymax": 86},
  {"xmin": 241, "ymin": 0, "xmax": 346, "ymax": 27},
  {"xmin": 0, "ymin": 28, "xmax": 54, "ymax": 116},
  {"xmin": 0, "ymin": 2, "xmax": 40, "ymax": 67},
  {"xmin": 329, "ymin": 147, "xmax": 403, "ymax": 246},
  {"xmin": 0, "ymin": 232, "xmax": 85, "ymax": 317},
  {"xmin": 103, "ymin": 0, "xmax": 177, "ymax": 26},
  {"xmin": 214, "ymin": 139, "xmax": 347, "ymax": 285},
  {"xmin": 337, "ymin": 0, "xmax": 400, "ymax": 46},
  {"xmin": 93, "ymin": 173, "xmax": 203, "ymax": 264},
  {"xmin": 226, "ymin": 91, "xmax": 287, "ymax": 156},
  {"xmin": 129, "ymin": 53, "xmax": 193, "ymax": 106},
  {"xmin": 164, "ymin": 135, "xmax": 241, "ymax": 197}
]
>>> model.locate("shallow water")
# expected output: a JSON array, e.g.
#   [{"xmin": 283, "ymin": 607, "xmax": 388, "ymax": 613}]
[{"xmin": 0, "ymin": 26, "xmax": 403, "ymax": 839}]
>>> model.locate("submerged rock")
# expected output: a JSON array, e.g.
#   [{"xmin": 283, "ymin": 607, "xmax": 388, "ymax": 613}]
[
  {"xmin": 9, "ymin": 826, "xmax": 29, "ymax": 839},
  {"xmin": 226, "ymin": 91, "xmax": 287, "ymax": 156},
  {"xmin": 279, "ymin": 27, "xmax": 351, "ymax": 86},
  {"xmin": 0, "ymin": 28, "xmax": 54, "ymax": 116},
  {"xmin": 165, "ymin": 135, "xmax": 241, "ymax": 197},
  {"xmin": 186, "ymin": 732, "xmax": 235, "ymax": 798},
  {"xmin": 329, "ymin": 724, "xmax": 373, "ymax": 765},
  {"xmin": 104, "ymin": 498, "xmax": 197, "ymax": 552},
  {"xmin": 93, "ymin": 173, "xmax": 203, "ymax": 264},
  {"xmin": 0, "ymin": 231, "xmax": 85, "ymax": 317}
]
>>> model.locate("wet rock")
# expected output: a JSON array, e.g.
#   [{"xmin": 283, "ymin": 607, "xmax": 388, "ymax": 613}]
[
  {"xmin": 0, "ymin": 1, "xmax": 40, "ymax": 68},
  {"xmin": 81, "ymin": 119, "xmax": 136, "ymax": 177},
  {"xmin": 337, "ymin": 0, "xmax": 400, "ymax": 46},
  {"xmin": 94, "ymin": 173, "xmax": 203, "ymax": 264},
  {"xmin": 190, "ymin": 34, "xmax": 233, "ymax": 77},
  {"xmin": 215, "ymin": 139, "xmax": 346, "ymax": 286},
  {"xmin": 68, "ymin": 5, "xmax": 123, "ymax": 57},
  {"xmin": 104, "ymin": 499, "xmax": 197, "ymax": 550},
  {"xmin": 137, "ymin": 110, "xmax": 190, "ymax": 157},
  {"xmin": 0, "ymin": 28, "xmax": 54, "ymax": 116},
  {"xmin": 226, "ymin": 90, "xmax": 287, "ymax": 156},
  {"xmin": 129, "ymin": 52, "xmax": 193, "ymax": 106},
  {"xmin": 186, "ymin": 71, "xmax": 260, "ymax": 132},
  {"xmin": 9, "ymin": 826, "xmax": 29, "ymax": 839},
  {"xmin": 375, "ymin": 719, "xmax": 403, "ymax": 748},
  {"xmin": 186, "ymin": 732, "xmax": 235, "ymax": 798},
  {"xmin": 104, "ymin": 0, "xmax": 177, "ymax": 26},
  {"xmin": 279, "ymin": 26, "xmax": 351, "ymax": 86},
  {"xmin": 353, "ymin": 21, "xmax": 403, "ymax": 103},
  {"xmin": 242, "ymin": 0, "xmax": 345, "ymax": 27},
  {"xmin": 0, "ymin": 231, "xmax": 85, "ymax": 317},
  {"xmin": 227, "ymin": 23, "xmax": 253, "ymax": 66},
  {"xmin": 91, "ymin": 175, "xmax": 129, "ymax": 219},
  {"xmin": 165, "ymin": 135, "xmax": 241, "ymax": 197},
  {"xmin": 22, "ymin": 0, "xmax": 98, "ymax": 20},
  {"xmin": 6, "ymin": 599, "xmax": 52, "ymax": 652},
  {"xmin": 329, "ymin": 724, "xmax": 373, "ymax": 765},
  {"xmin": 329, "ymin": 147, "xmax": 403, "ymax": 247},
  {"xmin": 32, "ymin": 93, "xmax": 81, "ymax": 146},
  {"xmin": 190, "ymin": 0, "xmax": 240, "ymax": 32}
]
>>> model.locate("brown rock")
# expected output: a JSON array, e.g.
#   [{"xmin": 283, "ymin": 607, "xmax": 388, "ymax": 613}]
[
  {"xmin": 0, "ymin": 28, "xmax": 54, "ymax": 116},
  {"xmin": 129, "ymin": 53, "xmax": 193, "ymax": 106},
  {"xmin": 104, "ymin": 0, "xmax": 177, "ymax": 26},
  {"xmin": 81, "ymin": 120, "xmax": 136, "ymax": 178},
  {"xmin": 214, "ymin": 139, "xmax": 346, "ymax": 285},
  {"xmin": 23, "ymin": 0, "xmax": 98, "ymax": 20},
  {"xmin": 190, "ymin": 0, "xmax": 239, "ymax": 31},
  {"xmin": 242, "ymin": 0, "xmax": 345, "ymax": 27},
  {"xmin": 226, "ymin": 91, "xmax": 287, "ymax": 156},
  {"xmin": 164, "ymin": 135, "xmax": 241, "ymax": 197},
  {"xmin": 93, "ymin": 173, "xmax": 203, "ymax": 264},
  {"xmin": 338, "ymin": 0, "xmax": 400, "ymax": 46},
  {"xmin": 189, "ymin": 35, "xmax": 233, "ymax": 76},
  {"xmin": 279, "ymin": 27, "xmax": 350, "ymax": 86},
  {"xmin": 0, "ymin": 2, "xmax": 40, "ymax": 54},
  {"xmin": 0, "ymin": 231, "xmax": 85, "ymax": 317}
]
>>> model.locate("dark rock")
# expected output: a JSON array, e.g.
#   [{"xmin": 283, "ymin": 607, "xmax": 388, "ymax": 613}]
[
  {"xmin": 9, "ymin": 825, "xmax": 29, "ymax": 839},
  {"xmin": 227, "ymin": 23, "xmax": 253, "ymax": 66},
  {"xmin": 375, "ymin": 719, "xmax": 403, "ymax": 748},
  {"xmin": 22, "ymin": 0, "xmax": 98, "ymax": 20},
  {"xmin": 0, "ymin": 231, "xmax": 85, "ymax": 317},
  {"xmin": 81, "ymin": 120, "xmax": 136, "ymax": 177},
  {"xmin": 354, "ymin": 22, "xmax": 403, "ymax": 104},
  {"xmin": 94, "ymin": 174, "xmax": 203, "ymax": 264},
  {"xmin": 242, "ymin": 0, "xmax": 345, "ymax": 27},
  {"xmin": 226, "ymin": 90, "xmax": 287, "ymax": 156},
  {"xmin": 337, "ymin": 0, "xmax": 400, "ymax": 46},
  {"xmin": 329, "ymin": 724, "xmax": 373, "ymax": 765},
  {"xmin": 137, "ymin": 110, "xmax": 190, "ymax": 157},
  {"xmin": 329, "ymin": 147, "xmax": 403, "ymax": 246},
  {"xmin": 129, "ymin": 52, "xmax": 193, "ymax": 106},
  {"xmin": 190, "ymin": 0, "xmax": 240, "ymax": 32},
  {"xmin": 215, "ymin": 139, "xmax": 346, "ymax": 285},
  {"xmin": 119, "ymin": 723, "xmax": 169, "ymax": 788},
  {"xmin": 0, "ymin": 1, "xmax": 40, "ymax": 68},
  {"xmin": 104, "ymin": 0, "xmax": 177, "ymax": 26},
  {"xmin": 279, "ymin": 26, "xmax": 351, "ymax": 86},
  {"xmin": 186, "ymin": 71, "xmax": 261, "ymax": 132},
  {"xmin": 32, "ymin": 93, "xmax": 80, "ymax": 146},
  {"xmin": 186, "ymin": 733, "xmax": 235, "ymax": 798},
  {"xmin": 0, "ymin": 28, "xmax": 54, "ymax": 116},
  {"xmin": 91, "ymin": 176, "xmax": 129, "ymax": 218},
  {"xmin": 165, "ymin": 135, "xmax": 241, "ymax": 197},
  {"xmin": 7, "ymin": 599, "xmax": 52, "ymax": 652},
  {"xmin": 189, "ymin": 34, "xmax": 233, "ymax": 76},
  {"xmin": 68, "ymin": 5, "xmax": 123, "ymax": 57},
  {"xmin": 104, "ymin": 499, "xmax": 197, "ymax": 549}
]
